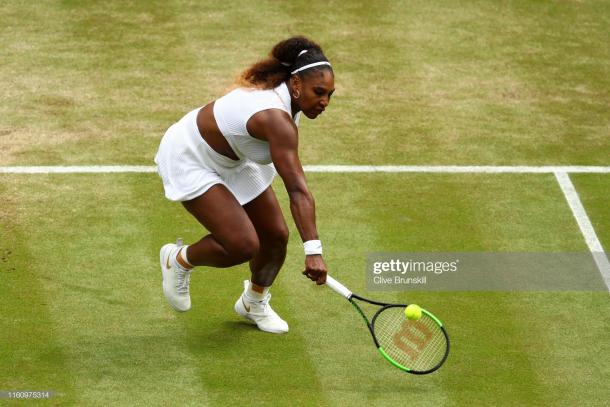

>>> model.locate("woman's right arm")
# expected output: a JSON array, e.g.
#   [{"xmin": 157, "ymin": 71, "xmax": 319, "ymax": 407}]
[{"xmin": 248, "ymin": 109, "xmax": 328, "ymax": 284}]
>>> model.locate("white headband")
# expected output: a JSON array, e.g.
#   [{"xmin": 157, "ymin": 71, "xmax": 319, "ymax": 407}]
[
  {"xmin": 291, "ymin": 61, "xmax": 332, "ymax": 75},
  {"xmin": 279, "ymin": 50, "xmax": 308, "ymax": 67}
]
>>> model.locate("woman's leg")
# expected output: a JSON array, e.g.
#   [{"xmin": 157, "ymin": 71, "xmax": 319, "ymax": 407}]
[
  {"xmin": 161, "ymin": 183, "xmax": 259, "ymax": 312},
  {"xmin": 182, "ymin": 184, "xmax": 289, "ymax": 333},
  {"xmin": 182, "ymin": 184, "xmax": 260, "ymax": 267},
  {"xmin": 242, "ymin": 186, "xmax": 289, "ymax": 287},
  {"xmin": 232, "ymin": 185, "xmax": 289, "ymax": 333}
]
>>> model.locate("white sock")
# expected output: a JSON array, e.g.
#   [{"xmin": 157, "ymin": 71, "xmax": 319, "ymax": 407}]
[
  {"xmin": 246, "ymin": 281, "xmax": 269, "ymax": 301},
  {"xmin": 171, "ymin": 246, "xmax": 192, "ymax": 272},
  {"xmin": 179, "ymin": 246, "xmax": 193, "ymax": 268}
]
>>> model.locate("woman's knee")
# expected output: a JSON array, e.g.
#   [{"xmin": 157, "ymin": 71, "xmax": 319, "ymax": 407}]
[
  {"xmin": 260, "ymin": 224, "xmax": 289, "ymax": 254},
  {"xmin": 223, "ymin": 233, "xmax": 260, "ymax": 263}
]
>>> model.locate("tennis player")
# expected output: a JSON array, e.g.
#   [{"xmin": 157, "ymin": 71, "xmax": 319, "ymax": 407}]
[{"xmin": 154, "ymin": 36, "xmax": 334, "ymax": 334}]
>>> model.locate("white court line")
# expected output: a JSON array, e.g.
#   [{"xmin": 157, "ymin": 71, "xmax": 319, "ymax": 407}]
[
  {"xmin": 555, "ymin": 172, "xmax": 610, "ymax": 291},
  {"xmin": 1, "ymin": 165, "xmax": 610, "ymax": 174},
  {"xmin": 0, "ymin": 165, "xmax": 157, "ymax": 174},
  {"xmin": 304, "ymin": 165, "xmax": 610, "ymax": 174},
  {"xmin": 2, "ymin": 164, "xmax": 608, "ymax": 289}
]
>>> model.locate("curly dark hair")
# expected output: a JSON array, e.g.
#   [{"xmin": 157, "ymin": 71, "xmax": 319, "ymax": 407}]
[{"xmin": 237, "ymin": 35, "xmax": 333, "ymax": 89}]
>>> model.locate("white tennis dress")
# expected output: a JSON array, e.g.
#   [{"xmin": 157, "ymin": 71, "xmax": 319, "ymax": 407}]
[{"xmin": 155, "ymin": 82, "xmax": 300, "ymax": 204}]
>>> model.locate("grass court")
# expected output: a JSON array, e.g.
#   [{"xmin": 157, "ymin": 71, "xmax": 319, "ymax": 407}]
[{"xmin": 1, "ymin": 1, "xmax": 609, "ymax": 406}]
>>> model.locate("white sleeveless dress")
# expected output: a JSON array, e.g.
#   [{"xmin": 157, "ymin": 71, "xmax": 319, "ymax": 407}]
[{"xmin": 154, "ymin": 82, "xmax": 300, "ymax": 204}]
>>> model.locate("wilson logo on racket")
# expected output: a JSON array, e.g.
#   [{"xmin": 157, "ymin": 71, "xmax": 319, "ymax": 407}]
[{"xmin": 392, "ymin": 320, "xmax": 434, "ymax": 360}]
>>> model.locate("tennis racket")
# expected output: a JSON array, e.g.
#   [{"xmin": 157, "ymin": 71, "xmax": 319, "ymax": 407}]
[{"xmin": 325, "ymin": 275, "xmax": 450, "ymax": 374}]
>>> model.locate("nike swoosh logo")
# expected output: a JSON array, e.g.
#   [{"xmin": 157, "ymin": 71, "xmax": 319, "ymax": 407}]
[
  {"xmin": 166, "ymin": 254, "xmax": 171, "ymax": 269},
  {"xmin": 242, "ymin": 297, "xmax": 250, "ymax": 312}
]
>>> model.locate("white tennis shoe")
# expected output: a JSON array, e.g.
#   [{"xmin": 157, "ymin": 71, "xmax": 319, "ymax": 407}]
[
  {"xmin": 160, "ymin": 242, "xmax": 192, "ymax": 312},
  {"xmin": 234, "ymin": 280, "xmax": 289, "ymax": 334}
]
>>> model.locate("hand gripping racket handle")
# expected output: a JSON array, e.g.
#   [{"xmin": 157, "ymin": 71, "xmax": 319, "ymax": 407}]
[{"xmin": 325, "ymin": 275, "xmax": 353, "ymax": 299}]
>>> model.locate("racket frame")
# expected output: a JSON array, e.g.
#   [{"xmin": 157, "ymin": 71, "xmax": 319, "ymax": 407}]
[{"xmin": 325, "ymin": 275, "xmax": 450, "ymax": 374}]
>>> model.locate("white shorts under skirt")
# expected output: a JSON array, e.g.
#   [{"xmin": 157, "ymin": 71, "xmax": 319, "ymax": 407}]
[{"xmin": 154, "ymin": 108, "xmax": 276, "ymax": 204}]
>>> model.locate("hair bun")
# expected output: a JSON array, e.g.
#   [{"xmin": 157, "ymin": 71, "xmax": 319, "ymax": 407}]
[
  {"xmin": 237, "ymin": 36, "xmax": 330, "ymax": 90},
  {"xmin": 271, "ymin": 36, "xmax": 324, "ymax": 67}
]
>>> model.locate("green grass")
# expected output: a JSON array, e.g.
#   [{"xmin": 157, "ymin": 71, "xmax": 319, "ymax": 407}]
[
  {"xmin": 1, "ymin": 0, "xmax": 609, "ymax": 165},
  {"xmin": 1, "ymin": 0, "xmax": 609, "ymax": 406},
  {"xmin": 1, "ymin": 174, "xmax": 609, "ymax": 406}
]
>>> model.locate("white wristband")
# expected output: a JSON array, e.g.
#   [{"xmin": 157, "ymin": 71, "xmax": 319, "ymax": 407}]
[{"xmin": 303, "ymin": 240, "xmax": 323, "ymax": 256}]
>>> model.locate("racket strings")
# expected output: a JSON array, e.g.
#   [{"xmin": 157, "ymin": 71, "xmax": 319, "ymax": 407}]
[{"xmin": 374, "ymin": 307, "xmax": 447, "ymax": 372}]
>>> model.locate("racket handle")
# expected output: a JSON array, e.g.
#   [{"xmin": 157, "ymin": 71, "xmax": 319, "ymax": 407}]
[{"xmin": 325, "ymin": 275, "xmax": 352, "ymax": 299}]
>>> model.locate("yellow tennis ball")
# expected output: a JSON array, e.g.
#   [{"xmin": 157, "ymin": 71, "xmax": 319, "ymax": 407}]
[{"xmin": 405, "ymin": 304, "xmax": 422, "ymax": 321}]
